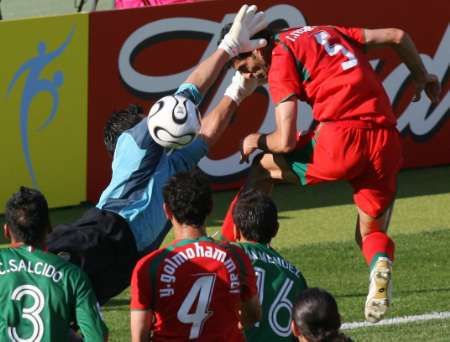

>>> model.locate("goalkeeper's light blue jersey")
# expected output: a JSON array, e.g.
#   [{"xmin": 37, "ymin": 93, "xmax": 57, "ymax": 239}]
[{"xmin": 97, "ymin": 83, "xmax": 207, "ymax": 252}]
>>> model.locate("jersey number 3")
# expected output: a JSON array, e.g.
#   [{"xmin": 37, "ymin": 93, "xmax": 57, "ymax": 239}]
[
  {"xmin": 314, "ymin": 30, "xmax": 358, "ymax": 70},
  {"xmin": 7, "ymin": 284, "xmax": 45, "ymax": 342},
  {"xmin": 177, "ymin": 275, "xmax": 216, "ymax": 339}
]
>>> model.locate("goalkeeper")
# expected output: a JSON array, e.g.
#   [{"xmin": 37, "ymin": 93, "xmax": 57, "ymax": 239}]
[{"xmin": 47, "ymin": 4, "xmax": 268, "ymax": 304}]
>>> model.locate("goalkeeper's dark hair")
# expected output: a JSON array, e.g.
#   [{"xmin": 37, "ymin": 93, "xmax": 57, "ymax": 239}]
[
  {"xmin": 5, "ymin": 187, "xmax": 50, "ymax": 245},
  {"xmin": 163, "ymin": 168, "xmax": 213, "ymax": 228},
  {"xmin": 104, "ymin": 104, "xmax": 146, "ymax": 154},
  {"xmin": 232, "ymin": 190, "xmax": 278, "ymax": 244},
  {"xmin": 293, "ymin": 288, "xmax": 353, "ymax": 342}
]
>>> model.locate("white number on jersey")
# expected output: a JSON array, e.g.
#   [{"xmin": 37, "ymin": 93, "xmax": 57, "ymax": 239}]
[
  {"xmin": 7, "ymin": 284, "xmax": 45, "ymax": 342},
  {"xmin": 254, "ymin": 268, "xmax": 295, "ymax": 337},
  {"xmin": 314, "ymin": 30, "xmax": 358, "ymax": 70},
  {"xmin": 254, "ymin": 267, "xmax": 266, "ymax": 328},
  {"xmin": 177, "ymin": 274, "xmax": 216, "ymax": 339},
  {"xmin": 268, "ymin": 278, "xmax": 295, "ymax": 337}
]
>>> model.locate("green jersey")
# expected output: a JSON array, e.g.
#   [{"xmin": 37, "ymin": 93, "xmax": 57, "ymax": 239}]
[
  {"xmin": 237, "ymin": 242, "xmax": 307, "ymax": 342},
  {"xmin": 0, "ymin": 245, "xmax": 107, "ymax": 342}
]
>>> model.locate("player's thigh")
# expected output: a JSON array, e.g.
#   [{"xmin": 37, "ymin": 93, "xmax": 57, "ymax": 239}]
[
  {"xmin": 47, "ymin": 208, "xmax": 139, "ymax": 303},
  {"xmin": 352, "ymin": 128, "xmax": 402, "ymax": 238}
]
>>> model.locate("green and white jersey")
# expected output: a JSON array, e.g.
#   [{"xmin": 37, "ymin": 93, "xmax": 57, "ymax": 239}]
[
  {"xmin": 0, "ymin": 245, "xmax": 107, "ymax": 342},
  {"xmin": 237, "ymin": 242, "xmax": 307, "ymax": 342}
]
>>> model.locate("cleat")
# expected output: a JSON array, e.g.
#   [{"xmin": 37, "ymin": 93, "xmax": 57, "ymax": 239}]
[{"xmin": 365, "ymin": 257, "xmax": 392, "ymax": 323}]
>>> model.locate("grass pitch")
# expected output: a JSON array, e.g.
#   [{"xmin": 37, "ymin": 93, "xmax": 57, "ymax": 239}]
[{"xmin": 1, "ymin": 166, "xmax": 450, "ymax": 341}]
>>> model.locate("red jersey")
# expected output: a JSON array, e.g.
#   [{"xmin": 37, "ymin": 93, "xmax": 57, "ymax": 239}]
[
  {"xmin": 269, "ymin": 25, "xmax": 397, "ymax": 126},
  {"xmin": 130, "ymin": 237, "xmax": 257, "ymax": 341}
]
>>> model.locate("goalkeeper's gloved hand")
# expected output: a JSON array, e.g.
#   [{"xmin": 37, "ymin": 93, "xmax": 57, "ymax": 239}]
[
  {"xmin": 218, "ymin": 4, "xmax": 268, "ymax": 58},
  {"xmin": 224, "ymin": 70, "xmax": 264, "ymax": 105}
]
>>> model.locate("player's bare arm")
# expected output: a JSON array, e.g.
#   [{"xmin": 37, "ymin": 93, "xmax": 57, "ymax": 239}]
[
  {"xmin": 184, "ymin": 50, "xmax": 230, "ymax": 95},
  {"xmin": 130, "ymin": 310, "xmax": 152, "ymax": 342},
  {"xmin": 199, "ymin": 70, "xmax": 263, "ymax": 147},
  {"xmin": 198, "ymin": 96, "xmax": 237, "ymax": 147},
  {"xmin": 240, "ymin": 294, "xmax": 262, "ymax": 328},
  {"xmin": 363, "ymin": 28, "xmax": 441, "ymax": 103},
  {"xmin": 241, "ymin": 96, "xmax": 298, "ymax": 162}
]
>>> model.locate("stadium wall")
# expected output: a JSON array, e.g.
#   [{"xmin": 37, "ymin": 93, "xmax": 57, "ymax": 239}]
[
  {"xmin": 0, "ymin": 14, "xmax": 89, "ymax": 210},
  {"xmin": 0, "ymin": 0, "xmax": 448, "ymax": 209}
]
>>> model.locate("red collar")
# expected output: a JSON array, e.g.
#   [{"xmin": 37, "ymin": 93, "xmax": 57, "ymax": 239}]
[{"xmin": 9, "ymin": 243, "xmax": 47, "ymax": 252}]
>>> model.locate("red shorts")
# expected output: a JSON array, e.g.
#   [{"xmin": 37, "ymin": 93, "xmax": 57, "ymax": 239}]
[{"xmin": 285, "ymin": 121, "xmax": 403, "ymax": 217}]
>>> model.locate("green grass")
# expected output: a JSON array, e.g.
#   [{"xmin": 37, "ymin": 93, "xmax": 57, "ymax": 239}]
[
  {"xmin": 1, "ymin": 166, "xmax": 450, "ymax": 341},
  {"xmin": 347, "ymin": 319, "xmax": 450, "ymax": 342}
]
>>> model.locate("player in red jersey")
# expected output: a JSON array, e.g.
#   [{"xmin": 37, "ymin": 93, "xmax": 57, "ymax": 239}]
[
  {"xmin": 130, "ymin": 169, "xmax": 261, "ymax": 341},
  {"xmin": 219, "ymin": 21, "xmax": 441, "ymax": 323}
]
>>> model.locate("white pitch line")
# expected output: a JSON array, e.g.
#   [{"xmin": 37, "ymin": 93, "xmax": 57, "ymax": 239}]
[{"xmin": 342, "ymin": 311, "xmax": 450, "ymax": 330}]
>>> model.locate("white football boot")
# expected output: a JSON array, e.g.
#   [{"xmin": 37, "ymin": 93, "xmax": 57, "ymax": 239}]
[{"xmin": 365, "ymin": 257, "xmax": 392, "ymax": 323}]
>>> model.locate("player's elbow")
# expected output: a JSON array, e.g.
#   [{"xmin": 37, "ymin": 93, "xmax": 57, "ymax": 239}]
[
  {"xmin": 385, "ymin": 28, "xmax": 406, "ymax": 45},
  {"xmin": 241, "ymin": 297, "xmax": 262, "ymax": 328},
  {"xmin": 278, "ymin": 137, "xmax": 297, "ymax": 154},
  {"xmin": 365, "ymin": 28, "xmax": 407, "ymax": 48},
  {"xmin": 241, "ymin": 311, "xmax": 261, "ymax": 328}
]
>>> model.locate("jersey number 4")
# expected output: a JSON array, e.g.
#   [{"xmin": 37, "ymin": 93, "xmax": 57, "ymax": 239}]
[
  {"xmin": 314, "ymin": 30, "xmax": 358, "ymax": 70},
  {"xmin": 177, "ymin": 274, "xmax": 216, "ymax": 339},
  {"xmin": 255, "ymin": 267, "xmax": 294, "ymax": 337},
  {"xmin": 7, "ymin": 284, "xmax": 45, "ymax": 342}
]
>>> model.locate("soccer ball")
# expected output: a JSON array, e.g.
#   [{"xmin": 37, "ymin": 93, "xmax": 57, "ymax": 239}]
[{"xmin": 147, "ymin": 95, "xmax": 201, "ymax": 149}]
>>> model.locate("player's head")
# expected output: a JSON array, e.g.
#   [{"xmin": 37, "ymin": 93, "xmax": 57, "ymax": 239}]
[
  {"xmin": 163, "ymin": 168, "xmax": 213, "ymax": 229},
  {"xmin": 291, "ymin": 288, "xmax": 352, "ymax": 342},
  {"xmin": 221, "ymin": 20, "xmax": 289, "ymax": 81},
  {"xmin": 104, "ymin": 104, "xmax": 146, "ymax": 155},
  {"xmin": 232, "ymin": 190, "xmax": 279, "ymax": 244},
  {"xmin": 4, "ymin": 186, "xmax": 51, "ymax": 246}
]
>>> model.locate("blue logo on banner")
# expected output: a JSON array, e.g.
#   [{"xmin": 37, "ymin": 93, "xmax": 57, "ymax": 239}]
[{"xmin": 7, "ymin": 29, "xmax": 74, "ymax": 187}]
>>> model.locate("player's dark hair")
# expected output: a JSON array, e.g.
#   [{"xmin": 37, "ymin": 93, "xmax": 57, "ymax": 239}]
[
  {"xmin": 4, "ymin": 187, "xmax": 50, "ymax": 245},
  {"xmin": 163, "ymin": 168, "xmax": 213, "ymax": 228},
  {"xmin": 233, "ymin": 190, "xmax": 278, "ymax": 244},
  {"xmin": 292, "ymin": 288, "xmax": 353, "ymax": 342},
  {"xmin": 104, "ymin": 104, "xmax": 146, "ymax": 154}
]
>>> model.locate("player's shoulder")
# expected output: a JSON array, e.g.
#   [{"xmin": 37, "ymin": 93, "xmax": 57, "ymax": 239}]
[
  {"xmin": 44, "ymin": 250, "xmax": 91, "ymax": 281},
  {"xmin": 19, "ymin": 247, "xmax": 89, "ymax": 281},
  {"xmin": 216, "ymin": 241, "xmax": 254, "ymax": 269},
  {"xmin": 215, "ymin": 240, "xmax": 245, "ymax": 254},
  {"xmin": 135, "ymin": 246, "xmax": 169, "ymax": 272},
  {"xmin": 117, "ymin": 117, "xmax": 148, "ymax": 148}
]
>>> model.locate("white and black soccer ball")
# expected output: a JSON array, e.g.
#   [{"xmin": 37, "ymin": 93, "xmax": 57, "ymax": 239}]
[{"xmin": 147, "ymin": 95, "xmax": 201, "ymax": 149}]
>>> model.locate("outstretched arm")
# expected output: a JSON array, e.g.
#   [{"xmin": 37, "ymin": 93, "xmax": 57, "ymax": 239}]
[
  {"xmin": 197, "ymin": 96, "xmax": 237, "ymax": 147},
  {"xmin": 363, "ymin": 28, "xmax": 441, "ymax": 103},
  {"xmin": 184, "ymin": 50, "xmax": 230, "ymax": 96},
  {"xmin": 199, "ymin": 70, "xmax": 262, "ymax": 147}
]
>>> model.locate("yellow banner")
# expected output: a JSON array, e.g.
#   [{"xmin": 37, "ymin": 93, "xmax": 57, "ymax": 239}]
[{"xmin": 0, "ymin": 14, "xmax": 88, "ymax": 211}]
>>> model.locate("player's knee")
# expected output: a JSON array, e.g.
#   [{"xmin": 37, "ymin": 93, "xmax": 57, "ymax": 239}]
[
  {"xmin": 355, "ymin": 227, "xmax": 362, "ymax": 248},
  {"xmin": 250, "ymin": 153, "xmax": 268, "ymax": 175}
]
